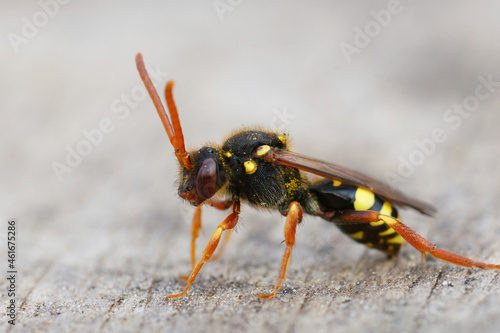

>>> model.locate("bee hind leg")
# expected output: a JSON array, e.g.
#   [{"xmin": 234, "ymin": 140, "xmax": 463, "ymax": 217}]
[{"xmin": 336, "ymin": 210, "xmax": 500, "ymax": 269}]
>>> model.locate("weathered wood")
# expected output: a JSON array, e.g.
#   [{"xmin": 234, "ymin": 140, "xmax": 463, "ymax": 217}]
[{"xmin": 4, "ymin": 194, "xmax": 500, "ymax": 333}]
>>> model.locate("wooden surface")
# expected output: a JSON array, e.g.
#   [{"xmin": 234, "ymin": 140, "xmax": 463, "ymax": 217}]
[{"xmin": 2, "ymin": 1, "xmax": 500, "ymax": 332}]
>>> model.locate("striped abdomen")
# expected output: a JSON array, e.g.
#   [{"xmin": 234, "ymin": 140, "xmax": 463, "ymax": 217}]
[{"xmin": 309, "ymin": 179, "xmax": 405, "ymax": 256}]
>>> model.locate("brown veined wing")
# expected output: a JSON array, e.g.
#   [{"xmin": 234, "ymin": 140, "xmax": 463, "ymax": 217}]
[{"xmin": 258, "ymin": 147, "xmax": 437, "ymax": 216}]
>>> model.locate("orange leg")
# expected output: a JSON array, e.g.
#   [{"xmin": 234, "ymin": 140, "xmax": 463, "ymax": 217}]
[
  {"xmin": 189, "ymin": 205, "xmax": 203, "ymax": 269},
  {"xmin": 338, "ymin": 210, "xmax": 500, "ymax": 269},
  {"xmin": 205, "ymin": 200, "xmax": 234, "ymax": 261},
  {"xmin": 178, "ymin": 205, "xmax": 203, "ymax": 280},
  {"xmin": 205, "ymin": 199, "xmax": 234, "ymax": 210},
  {"xmin": 212, "ymin": 230, "xmax": 232, "ymax": 261},
  {"xmin": 189, "ymin": 200, "xmax": 233, "ymax": 267},
  {"xmin": 259, "ymin": 201, "xmax": 303, "ymax": 299},
  {"xmin": 167, "ymin": 201, "xmax": 240, "ymax": 299}
]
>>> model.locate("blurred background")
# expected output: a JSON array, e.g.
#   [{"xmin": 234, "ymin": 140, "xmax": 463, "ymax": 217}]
[{"xmin": 1, "ymin": 1, "xmax": 500, "ymax": 331}]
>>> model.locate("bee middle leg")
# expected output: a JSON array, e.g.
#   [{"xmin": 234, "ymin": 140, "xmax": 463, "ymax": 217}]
[{"xmin": 259, "ymin": 201, "xmax": 303, "ymax": 299}]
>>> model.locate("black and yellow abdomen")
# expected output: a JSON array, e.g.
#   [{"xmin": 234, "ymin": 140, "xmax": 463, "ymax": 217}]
[{"xmin": 309, "ymin": 179, "xmax": 405, "ymax": 256}]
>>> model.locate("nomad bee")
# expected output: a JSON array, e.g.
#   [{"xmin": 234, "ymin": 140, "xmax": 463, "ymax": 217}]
[{"xmin": 136, "ymin": 53, "xmax": 499, "ymax": 299}]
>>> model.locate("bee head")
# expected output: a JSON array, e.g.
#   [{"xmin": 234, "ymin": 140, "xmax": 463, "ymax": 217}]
[{"xmin": 177, "ymin": 147, "xmax": 228, "ymax": 206}]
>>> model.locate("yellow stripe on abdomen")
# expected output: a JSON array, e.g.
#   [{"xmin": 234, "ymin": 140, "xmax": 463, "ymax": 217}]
[{"xmin": 353, "ymin": 188, "xmax": 375, "ymax": 211}]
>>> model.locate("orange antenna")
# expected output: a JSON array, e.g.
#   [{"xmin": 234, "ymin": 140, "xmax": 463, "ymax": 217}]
[
  {"xmin": 135, "ymin": 53, "xmax": 192, "ymax": 170},
  {"xmin": 165, "ymin": 81, "xmax": 191, "ymax": 169}
]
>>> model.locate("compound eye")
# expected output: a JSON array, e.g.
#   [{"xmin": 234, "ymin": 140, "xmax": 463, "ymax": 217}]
[{"xmin": 195, "ymin": 158, "xmax": 217, "ymax": 201}]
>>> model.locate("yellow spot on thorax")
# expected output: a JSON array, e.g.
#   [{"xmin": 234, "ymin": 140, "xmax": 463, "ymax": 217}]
[
  {"xmin": 244, "ymin": 160, "xmax": 257, "ymax": 174},
  {"xmin": 255, "ymin": 145, "xmax": 271, "ymax": 157},
  {"xmin": 332, "ymin": 180, "xmax": 342, "ymax": 187},
  {"xmin": 353, "ymin": 188, "xmax": 375, "ymax": 211},
  {"xmin": 278, "ymin": 133, "xmax": 287, "ymax": 145}
]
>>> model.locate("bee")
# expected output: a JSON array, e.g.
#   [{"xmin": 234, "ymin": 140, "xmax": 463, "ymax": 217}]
[{"xmin": 136, "ymin": 53, "xmax": 499, "ymax": 299}]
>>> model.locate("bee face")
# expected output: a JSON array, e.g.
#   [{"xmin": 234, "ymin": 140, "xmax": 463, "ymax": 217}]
[{"xmin": 178, "ymin": 146, "xmax": 227, "ymax": 206}]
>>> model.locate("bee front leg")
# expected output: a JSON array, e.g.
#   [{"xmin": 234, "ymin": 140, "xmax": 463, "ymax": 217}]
[
  {"xmin": 187, "ymin": 200, "xmax": 234, "ymax": 270},
  {"xmin": 205, "ymin": 200, "xmax": 235, "ymax": 262},
  {"xmin": 259, "ymin": 201, "xmax": 303, "ymax": 299},
  {"xmin": 167, "ymin": 200, "xmax": 240, "ymax": 299}
]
